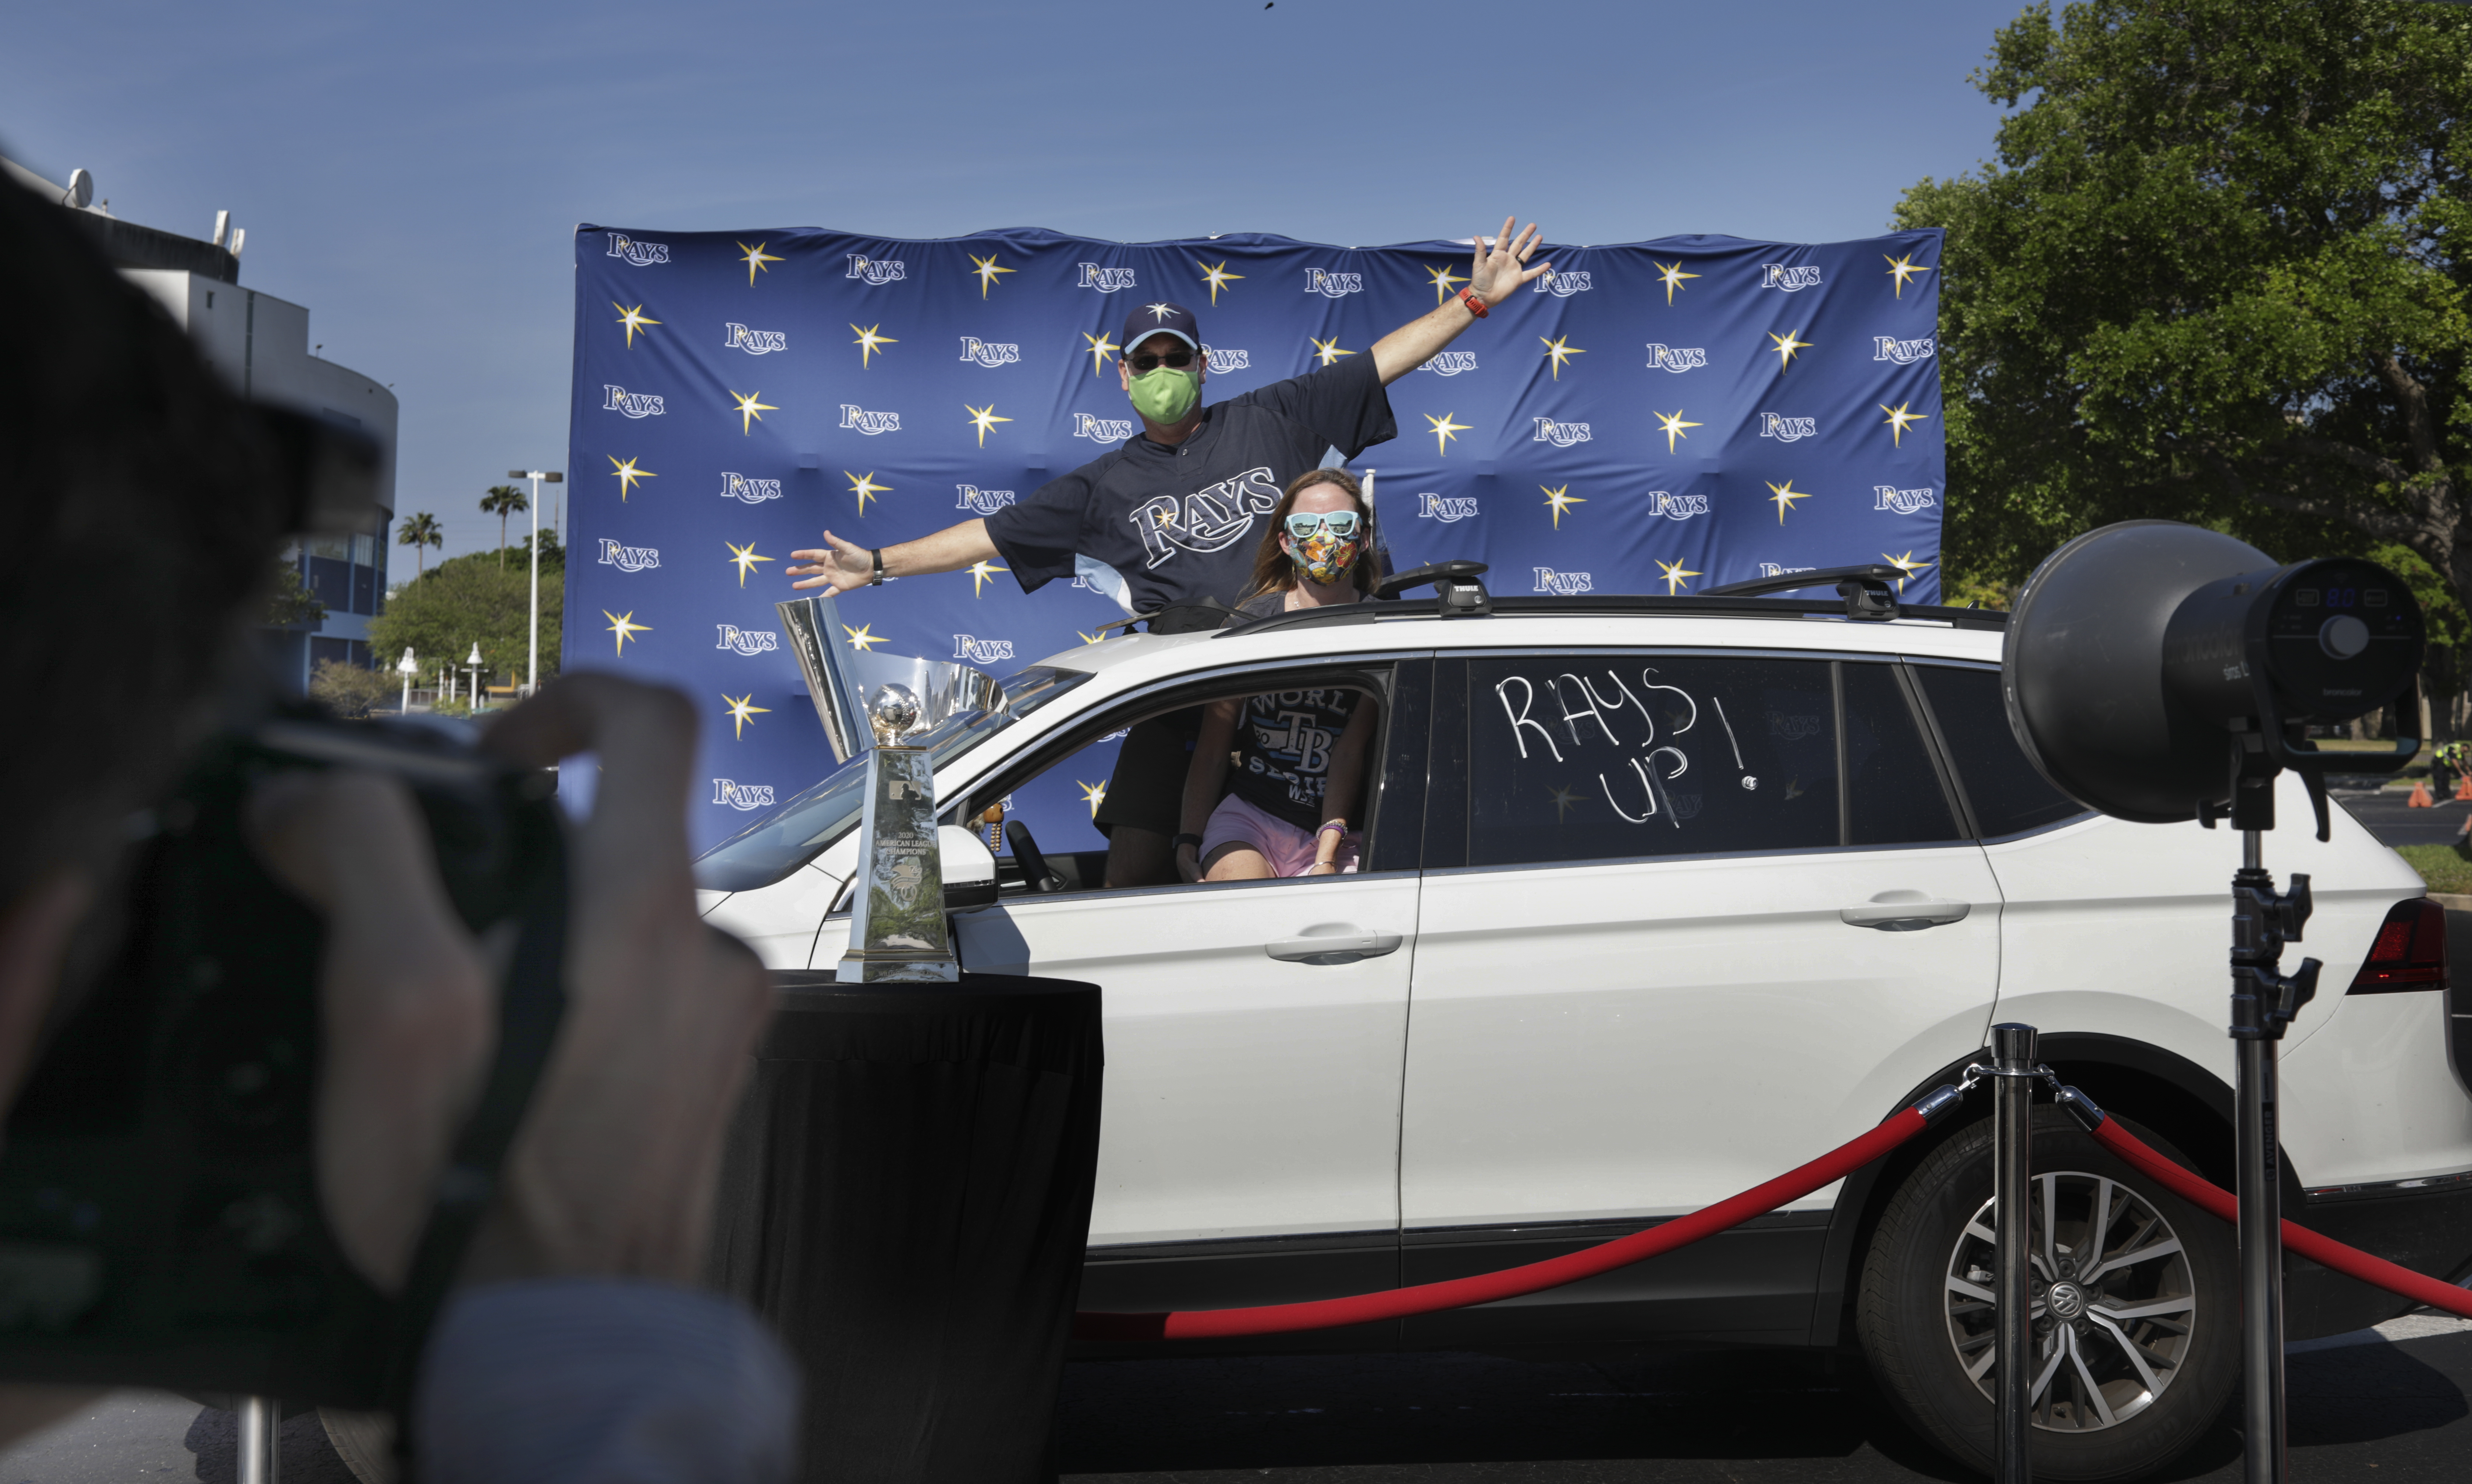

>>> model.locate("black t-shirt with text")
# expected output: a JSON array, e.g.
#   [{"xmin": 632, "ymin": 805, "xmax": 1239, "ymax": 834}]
[
  {"xmin": 981, "ymin": 357, "xmax": 1395, "ymax": 615},
  {"xmin": 1226, "ymin": 685, "xmax": 1363, "ymax": 833}
]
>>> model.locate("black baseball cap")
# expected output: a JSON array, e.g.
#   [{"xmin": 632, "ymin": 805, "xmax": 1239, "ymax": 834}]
[{"xmin": 1120, "ymin": 299, "xmax": 1200, "ymax": 354}]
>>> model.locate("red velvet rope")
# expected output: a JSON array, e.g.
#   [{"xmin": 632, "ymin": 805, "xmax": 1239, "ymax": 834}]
[
  {"xmin": 1076, "ymin": 1105, "xmax": 1932, "ymax": 1341},
  {"xmin": 2087, "ymin": 1116, "xmax": 2472, "ymax": 1319}
]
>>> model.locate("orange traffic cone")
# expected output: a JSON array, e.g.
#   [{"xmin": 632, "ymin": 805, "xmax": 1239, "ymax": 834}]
[
  {"xmin": 2453, "ymin": 774, "xmax": 2470, "ymax": 801},
  {"xmin": 2409, "ymin": 778, "xmax": 2436, "ymax": 807}
]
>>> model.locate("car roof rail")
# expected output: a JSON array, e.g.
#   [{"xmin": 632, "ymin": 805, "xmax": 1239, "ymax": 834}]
[
  {"xmin": 1376, "ymin": 560, "xmax": 1491, "ymax": 617},
  {"xmin": 1702, "ymin": 563, "xmax": 1908, "ymax": 621}
]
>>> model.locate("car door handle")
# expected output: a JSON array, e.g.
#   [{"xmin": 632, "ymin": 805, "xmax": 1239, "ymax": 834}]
[
  {"xmin": 1840, "ymin": 893, "xmax": 1972, "ymax": 931},
  {"xmin": 1267, "ymin": 927, "xmax": 1404, "ymax": 965}
]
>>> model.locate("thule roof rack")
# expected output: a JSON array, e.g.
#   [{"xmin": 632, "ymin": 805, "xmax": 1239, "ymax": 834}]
[{"xmin": 1702, "ymin": 562, "xmax": 1906, "ymax": 619}]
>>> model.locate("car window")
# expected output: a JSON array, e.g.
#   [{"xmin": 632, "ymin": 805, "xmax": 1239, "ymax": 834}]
[
  {"xmin": 1467, "ymin": 655, "xmax": 1840, "ymax": 868},
  {"xmin": 1844, "ymin": 663, "xmax": 1963, "ymax": 847},
  {"xmin": 1911, "ymin": 664, "xmax": 2091, "ymax": 839},
  {"xmin": 693, "ymin": 665, "xmax": 1092, "ymax": 891}
]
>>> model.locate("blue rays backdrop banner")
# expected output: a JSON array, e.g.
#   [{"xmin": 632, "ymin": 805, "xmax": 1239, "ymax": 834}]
[{"xmin": 562, "ymin": 224, "xmax": 1944, "ymax": 851}]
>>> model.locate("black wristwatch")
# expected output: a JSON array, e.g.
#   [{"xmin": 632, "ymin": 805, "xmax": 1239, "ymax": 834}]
[
  {"xmin": 868, "ymin": 548, "xmax": 885, "ymax": 586},
  {"xmin": 1171, "ymin": 832, "xmax": 1205, "ymax": 852}
]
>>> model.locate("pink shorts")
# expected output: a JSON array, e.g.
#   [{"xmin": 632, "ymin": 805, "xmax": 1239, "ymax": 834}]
[{"xmin": 1201, "ymin": 793, "xmax": 1362, "ymax": 878}]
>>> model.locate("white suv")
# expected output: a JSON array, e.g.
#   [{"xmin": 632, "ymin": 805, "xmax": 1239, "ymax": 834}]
[{"xmin": 696, "ymin": 578, "xmax": 2472, "ymax": 1482}]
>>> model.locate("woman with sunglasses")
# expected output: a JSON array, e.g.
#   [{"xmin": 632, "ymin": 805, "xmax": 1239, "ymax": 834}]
[{"xmin": 1174, "ymin": 469, "xmax": 1381, "ymax": 883}]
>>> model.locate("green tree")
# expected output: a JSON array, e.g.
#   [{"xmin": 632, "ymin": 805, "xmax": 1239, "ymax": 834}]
[
  {"xmin": 309, "ymin": 658, "xmax": 398, "ymax": 718},
  {"xmin": 264, "ymin": 557, "xmax": 325, "ymax": 627},
  {"xmin": 367, "ymin": 542, "xmax": 564, "ymax": 700},
  {"xmin": 1897, "ymin": 0, "xmax": 2472, "ymax": 610},
  {"xmin": 479, "ymin": 484, "xmax": 529, "ymax": 568},
  {"xmin": 396, "ymin": 512, "xmax": 443, "ymax": 577}
]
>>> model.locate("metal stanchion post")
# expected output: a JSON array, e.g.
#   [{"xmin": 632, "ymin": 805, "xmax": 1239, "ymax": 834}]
[
  {"xmin": 237, "ymin": 1395, "xmax": 279, "ymax": 1484},
  {"xmin": 1990, "ymin": 1021, "xmax": 2037, "ymax": 1484}
]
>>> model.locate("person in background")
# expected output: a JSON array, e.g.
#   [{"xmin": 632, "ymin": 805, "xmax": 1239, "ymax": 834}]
[
  {"xmin": 790, "ymin": 219, "xmax": 1555, "ymax": 888},
  {"xmin": 1175, "ymin": 469, "xmax": 1380, "ymax": 883}
]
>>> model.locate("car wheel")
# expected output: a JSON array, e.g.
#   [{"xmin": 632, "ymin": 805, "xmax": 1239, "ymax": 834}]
[{"xmin": 1856, "ymin": 1105, "xmax": 2236, "ymax": 1482}]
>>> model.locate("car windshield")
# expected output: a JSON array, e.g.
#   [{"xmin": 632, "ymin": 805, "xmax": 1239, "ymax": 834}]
[{"xmin": 693, "ymin": 665, "xmax": 1092, "ymax": 891}]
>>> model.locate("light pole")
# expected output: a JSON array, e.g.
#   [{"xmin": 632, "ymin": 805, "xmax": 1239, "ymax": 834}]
[
  {"xmin": 397, "ymin": 646, "xmax": 418, "ymax": 714},
  {"xmin": 509, "ymin": 469, "xmax": 563, "ymax": 696},
  {"xmin": 466, "ymin": 641, "xmax": 484, "ymax": 712}
]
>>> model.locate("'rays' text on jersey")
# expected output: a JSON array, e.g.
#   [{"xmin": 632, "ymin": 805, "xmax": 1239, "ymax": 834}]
[
  {"xmin": 1534, "ymin": 417, "xmax": 1593, "ymax": 447},
  {"xmin": 1533, "ymin": 567, "xmax": 1594, "ymax": 595},
  {"xmin": 1073, "ymin": 413, "xmax": 1137, "ymax": 441},
  {"xmin": 605, "ymin": 234, "xmax": 669, "ymax": 266},
  {"xmin": 602, "ymin": 385, "xmax": 665, "ymax": 418},
  {"xmin": 1759, "ymin": 414, "xmax": 1817, "ymax": 442},
  {"xmin": 1873, "ymin": 335, "xmax": 1936, "ymax": 364},
  {"xmin": 1761, "ymin": 264, "xmax": 1823, "ymax": 291},
  {"xmin": 956, "ymin": 485, "xmax": 1016, "ymax": 515},
  {"xmin": 839, "ymin": 405, "xmax": 901, "ymax": 435},
  {"xmin": 1129, "ymin": 465, "xmax": 1281, "ymax": 567},
  {"xmin": 1646, "ymin": 344, "xmax": 1707, "ymax": 373},
  {"xmin": 846, "ymin": 255, "xmax": 906, "ymax": 284},
  {"xmin": 1419, "ymin": 494, "xmax": 1480, "ymax": 523},
  {"xmin": 1419, "ymin": 351, "xmax": 1478, "ymax": 376},
  {"xmin": 724, "ymin": 323, "xmax": 786, "ymax": 355},
  {"xmin": 952, "ymin": 635, "xmax": 1016, "ymax": 664},
  {"xmin": 712, "ymin": 780, "xmax": 775, "ymax": 811},
  {"xmin": 1646, "ymin": 491, "xmax": 1709, "ymax": 521},
  {"xmin": 599, "ymin": 539, "xmax": 660, "ymax": 572},
  {"xmin": 959, "ymin": 338, "xmax": 1020, "ymax": 368},
  {"xmin": 1078, "ymin": 263, "xmax": 1137, "ymax": 292},
  {"xmin": 1304, "ymin": 269, "xmax": 1363, "ymax": 297},
  {"xmin": 1203, "ymin": 345, "xmax": 1250, "ymax": 373},
  {"xmin": 714, "ymin": 625, "xmax": 779, "ymax": 655},
  {"xmin": 1874, "ymin": 484, "xmax": 1938, "ymax": 514},
  {"xmin": 719, "ymin": 472, "xmax": 781, "ymax": 504},
  {"xmin": 1532, "ymin": 270, "xmax": 1593, "ymax": 296}
]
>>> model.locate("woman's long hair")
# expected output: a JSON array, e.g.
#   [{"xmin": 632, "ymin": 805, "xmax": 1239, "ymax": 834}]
[{"xmin": 1243, "ymin": 468, "xmax": 1377, "ymax": 600}]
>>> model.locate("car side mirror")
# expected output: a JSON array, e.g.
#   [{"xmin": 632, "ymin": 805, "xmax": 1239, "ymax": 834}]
[{"xmin": 940, "ymin": 824, "xmax": 999, "ymax": 910}]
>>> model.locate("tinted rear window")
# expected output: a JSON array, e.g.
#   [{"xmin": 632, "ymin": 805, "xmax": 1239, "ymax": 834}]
[{"xmin": 1913, "ymin": 665, "xmax": 2091, "ymax": 839}]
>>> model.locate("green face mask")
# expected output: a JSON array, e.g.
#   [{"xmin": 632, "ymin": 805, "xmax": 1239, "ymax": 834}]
[{"xmin": 1128, "ymin": 366, "xmax": 1200, "ymax": 424}]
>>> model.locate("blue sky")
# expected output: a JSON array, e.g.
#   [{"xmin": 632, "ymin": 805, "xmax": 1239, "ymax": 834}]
[{"xmin": 5, "ymin": 0, "xmax": 2027, "ymax": 568}]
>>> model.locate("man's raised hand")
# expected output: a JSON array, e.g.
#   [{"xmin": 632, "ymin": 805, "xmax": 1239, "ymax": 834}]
[
  {"xmin": 1469, "ymin": 216, "xmax": 1552, "ymax": 308},
  {"xmin": 785, "ymin": 529, "xmax": 873, "ymax": 594}
]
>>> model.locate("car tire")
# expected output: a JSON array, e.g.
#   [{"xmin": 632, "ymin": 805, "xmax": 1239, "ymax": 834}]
[{"xmin": 1856, "ymin": 1105, "xmax": 2237, "ymax": 1482}]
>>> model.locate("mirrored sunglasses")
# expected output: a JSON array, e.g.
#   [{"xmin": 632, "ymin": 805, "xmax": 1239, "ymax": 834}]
[{"xmin": 1285, "ymin": 511, "xmax": 1362, "ymax": 540}]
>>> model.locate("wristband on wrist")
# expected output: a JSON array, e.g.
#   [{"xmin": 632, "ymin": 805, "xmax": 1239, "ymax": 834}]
[
  {"xmin": 1318, "ymin": 820, "xmax": 1348, "ymax": 836},
  {"xmin": 869, "ymin": 548, "xmax": 885, "ymax": 586},
  {"xmin": 1457, "ymin": 287, "xmax": 1488, "ymax": 319},
  {"xmin": 1172, "ymin": 832, "xmax": 1205, "ymax": 852}
]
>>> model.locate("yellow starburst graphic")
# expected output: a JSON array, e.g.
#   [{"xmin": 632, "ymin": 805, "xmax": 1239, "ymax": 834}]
[
  {"xmin": 1655, "ymin": 558, "xmax": 1703, "ymax": 596},
  {"xmin": 1882, "ymin": 550, "xmax": 1935, "ymax": 592},
  {"xmin": 1548, "ymin": 783, "xmax": 1584, "ymax": 823},
  {"xmin": 1542, "ymin": 484, "xmax": 1586, "ymax": 529},
  {"xmin": 1425, "ymin": 262, "xmax": 1469, "ymax": 305},
  {"xmin": 612, "ymin": 301, "xmax": 660, "ymax": 347},
  {"xmin": 1425, "ymin": 411, "xmax": 1471, "ymax": 457},
  {"xmin": 1076, "ymin": 629, "xmax": 1107, "ymax": 646},
  {"xmin": 722, "ymin": 692, "xmax": 770, "ymax": 739},
  {"xmin": 1654, "ymin": 409, "xmax": 1703, "ymax": 454},
  {"xmin": 843, "ymin": 623, "xmax": 885, "ymax": 652},
  {"xmin": 1654, "ymin": 260, "xmax": 1700, "ymax": 305},
  {"xmin": 1197, "ymin": 259, "xmax": 1244, "ymax": 305},
  {"xmin": 736, "ymin": 240, "xmax": 782, "ymax": 286},
  {"xmin": 844, "ymin": 470, "xmax": 890, "ymax": 514},
  {"xmin": 1082, "ymin": 331, "xmax": 1120, "ymax": 378},
  {"xmin": 1767, "ymin": 329, "xmax": 1813, "ymax": 372},
  {"xmin": 851, "ymin": 323, "xmax": 898, "ymax": 368},
  {"xmin": 1539, "ymin": 334, "xmax": 1587, "ymax": 380},
  {"xmin": 1765, "ymin": 479, "xmax": 1811, "ymax": 525},
  {"xmin": 1077, "ymin": 780, "xmax": 1108, "ymax": 817},
  {"xmin": 730, "ymin": 390, "xmax": 776, "ymax": 435},
  {"xmin": 967, "ymin": 559, "xmax": 1009, "ymax": 597},
  {"xmin": 603, "ymin": 610, "xmax": 650, "ymax": 657},
  {"xmin": 1884, "ymin": 252, "xmax": 1933, "ymax": 299},
  {"xmin": 964, "ymin": 404, "xmax": 1011, "ymax": 447},
  {"xmin": 1880, "ymin": 401, "xmax": 1930, "ymax": 448},
  {"xmin": 968, "ymin": 252, "xmax": 1015, "ymax": 298},
  {"xmin": 608, "ymin": 454, "xmax": 655, "ymax": 501},
  {"xmin": 1309, "ymin": 336, "xmax": 1356, "ymax": 368},
  {"xmin": 725, "ymin": 540, "xmax": 774, "ymax": 587}
]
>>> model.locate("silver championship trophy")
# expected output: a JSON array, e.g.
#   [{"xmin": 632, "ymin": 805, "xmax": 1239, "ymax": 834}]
[
  {"xmin": 777, "ymin": 593, "xmax": 1007, "ymax": 765},
  {"xmin": 837, "ymin": 683, "xmax": 962, "ymax": 983}
]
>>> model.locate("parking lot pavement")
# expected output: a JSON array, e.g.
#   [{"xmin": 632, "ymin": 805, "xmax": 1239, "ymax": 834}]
[
  {"xmin": 1059, "ymin": 1316, "xmax": 2472, "ymax": 1483},
  {"xmin": 2333, "ymin": 786, "xmax": 2472, "ymax": 848}
]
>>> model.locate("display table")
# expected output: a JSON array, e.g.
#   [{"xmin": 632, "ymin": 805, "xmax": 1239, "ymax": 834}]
[{"xmin": 706, "ymin": 971, "xmax": 1104, "ymax": 1484}]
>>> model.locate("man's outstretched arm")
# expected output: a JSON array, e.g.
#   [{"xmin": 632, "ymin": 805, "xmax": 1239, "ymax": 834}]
[
  {"xmin": 1370, "ymin": 217, "xmax": 1553, "ymax": 386},
  {"xmin": 786, "ymin": 519, "xmax": 999, "ymax": 595}
]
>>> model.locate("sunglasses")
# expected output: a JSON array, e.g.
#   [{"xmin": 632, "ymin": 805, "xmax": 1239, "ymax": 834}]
[
  {"xmin": 1285, "ymin": 511, "xmax": 1363, "ymax": 540},
  {"xmin": 1127, "ymin": 349, "xmax": 1197, "ymax": 372}
]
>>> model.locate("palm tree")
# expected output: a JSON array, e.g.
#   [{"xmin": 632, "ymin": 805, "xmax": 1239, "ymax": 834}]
[
  {"xmin": 396, "ymin": 512, "xmax": 443, "ymax": 577},
  {"xmin": 480, "ymin": 484, "xmax": 529, "ymax": 567}
]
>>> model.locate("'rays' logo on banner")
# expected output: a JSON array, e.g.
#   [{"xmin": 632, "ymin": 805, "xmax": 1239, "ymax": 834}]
[
  {"xmin": 1646, "ymin": 492, "xmax": 1709, "ymax": 521},
  {"xmin": 1420, "ymin": 352, "xmax": 1478, "ymax": 376},
  {"xmin": 846, "ymin": 255, "xmax": 906, "ymax": 284},
  {"xmin": 1646, "ymin": 344, "xmax": 1706, "ymax": 373},
  {"xmin": 953, "ymin": 635, "xmax": 1016, "ymax": 663},
  {"xmin": 1421, "ymin": 494, "xmax": 1480, "ymax": 522},
  {"xmin": 1534, "ymin": 417, "xmax": 1592, "ymax": 447},
  {"xmin": 606, "ymin": 233, "xmax": 669, "ymax": 265},
  {"xmin": 957, "ymin": 485, "xmax": 1016, "ymax": 514},
  {"xmin": 713, "ymin": 779, "xmax": 776, "ymax": 810},
  {"xmin": 715, "ymin": 625, "xmax": 779, "ymax": 654},
  {"xmin": 1759, "ymin": 562, "xmax": 1818, "ymax": 578},
  {"xmin": 719, "ymin": 473, "xmax": 781, "ymax": 504},
  {"xmin": 1759, "ymin": 414, "xmax": 1818, "ymax": 442},
  {"xmin": 1874, "ymin": 485, "xmax": 1938, "ymax": 514},
  {"xmin": 1762, "ymin": 264, "xmax": 1823, "ymax": 291},
  {"xmin": 1204, "ymin": 345, "xmax": 1250, "ymax": 372},
  {"xmin": 1532, "ymin": 271, "xmax": 1592, "ymax": 296},
  {"xmin": 599, "ymin": 539, "xmax": 660, "ymax": 572},
  {"xmin": 603, "ymin": 385, "xmax": 664, "ymax": 418},
  {"xmin": 1074, "ymin": 413, "xmax": 1136, "ymax": 441},
  {"xmin": 1533, "ymin": 568, "xmax": 1594, "ymax": 595},
  {"xmin": 724, "ymin": 323, "xmax": 786, "ymax": 355},
  {"xmin": 840, "ymin": 405, "xmax": 902, "ymax": 434},
  {"xmin": 959, "ymin": 337, "xmax": 1019, "ymax": 367},
  {"xmin": 1305, "ymin": 269, "xmax": 1363, "ymax": 298},
  {"xmin": 1078, "ymin": 264, "xmax": 1137, "ymax": 292},
  {"xmin": 1873, "ymin": 336, "xmax": 1936, "ymax": 364}
]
